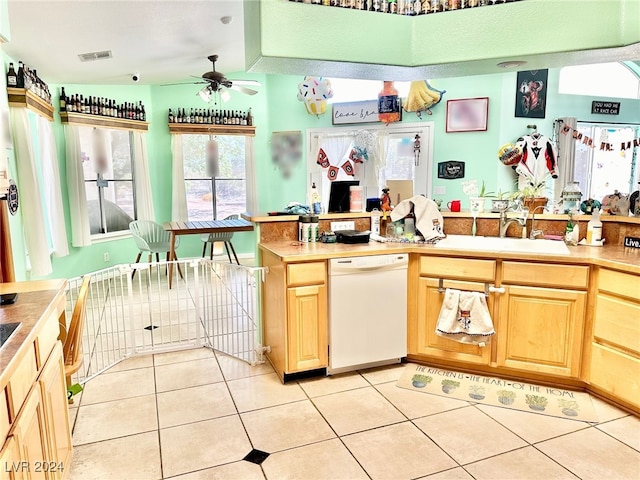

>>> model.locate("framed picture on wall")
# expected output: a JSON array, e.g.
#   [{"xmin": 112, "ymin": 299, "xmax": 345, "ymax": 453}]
[
  {"xmin": 515, "ymin": 69, "xmax": 548, "ymax": 119},
  {"xmin": 445, "ymin": 97, "xmax": 489, "ymax": 133}
]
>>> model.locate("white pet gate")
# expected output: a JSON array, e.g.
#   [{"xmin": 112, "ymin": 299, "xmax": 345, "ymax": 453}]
[{"xmin": 63, "ymin": 259, "xmax": 266, "ymax": 385}]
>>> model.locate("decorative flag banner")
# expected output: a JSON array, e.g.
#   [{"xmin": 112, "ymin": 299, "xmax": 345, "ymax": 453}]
[
  {"xmin": 327, "ymin": 165, "xmax": 339, "ymax": 180},
  {"xmin": 341, "ymin": 160, "xmax": 355, "ymax": 176},
  {"xmin": 560, "ymin": 122, "xmax": 639, "ymax": 153},
  {"xmin": 317, "ymin": 148, "xmax": 330, "ymax": 168}
]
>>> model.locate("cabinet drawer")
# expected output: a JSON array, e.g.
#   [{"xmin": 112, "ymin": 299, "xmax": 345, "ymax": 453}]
[
  {"xmin": 0, "ymin": 388, "xmax": 9, "ymax": 440},
  {"xmin": 594, "ymin": 293, "xmax": 640, "ymax": 354},
  {"xmin": 287, "ymin": 262, "xmax": 325, "ymax": 286},
  {"xmin": 598, "ymin": 268, "xmax": 640, "ymax": 301},
  {"xmin": 590, "ymin": 343, "xmax": 640, "ymax": 409},
  {"xmin": 36, "ymin": 313, "xmax": 61, "ymax": 370},
  {"xmin": 502, "ymin": 262, "xmax": 588, "ymax": 289},
  {"xmin": 7, "ymin": 347, "xmax": 38, "ymax": 421},
  {"xmin": 419, "ymin": 256, "xmax": 495, "ymax": 281}
]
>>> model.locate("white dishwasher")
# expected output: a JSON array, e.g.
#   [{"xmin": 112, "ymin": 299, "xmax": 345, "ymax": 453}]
[{"xmin": 328, "ymin": 254, "xmax": 408, "ymax": 374}]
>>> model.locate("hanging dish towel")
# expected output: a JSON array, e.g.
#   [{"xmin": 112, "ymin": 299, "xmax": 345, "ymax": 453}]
[
  {"xmin": 390, "ymin": 195, "xmax": 445, "ymax": 241},
  {"xmin": 436, "ymin": 289, "xmax": 495, "ymax": 344}
]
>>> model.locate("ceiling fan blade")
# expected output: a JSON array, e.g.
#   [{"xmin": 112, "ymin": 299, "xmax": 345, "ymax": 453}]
[
  {"xmin": 229, "ymin": 84, "xmax": 258, "ymax": 96},
  {"xmin": 227, "ymin": 79, "xmax": 262, "ymax": 87},
  {"xmin": 160, "ymin": 81, "xmax": 206, "ymax": 86}
]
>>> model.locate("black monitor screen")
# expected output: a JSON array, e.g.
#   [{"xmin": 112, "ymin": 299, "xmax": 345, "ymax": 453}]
[{"xmin": 328, "ymin": 180, "xmax": 360, "ymax": 213}]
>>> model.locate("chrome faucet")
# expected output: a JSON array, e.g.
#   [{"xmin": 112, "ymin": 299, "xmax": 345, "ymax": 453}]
[
  {"xmin": 529, "ymin": 205, "xmax": 546, "ymax": 240},
  {"xmin": 499, "ymin": 208, "xmax": 529, "ymax": 238}
]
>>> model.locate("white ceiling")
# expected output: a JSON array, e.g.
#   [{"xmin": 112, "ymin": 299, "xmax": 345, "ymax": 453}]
[{"xmin": 3, "ymin": 0, "xmax": 246, "ymax": 85}]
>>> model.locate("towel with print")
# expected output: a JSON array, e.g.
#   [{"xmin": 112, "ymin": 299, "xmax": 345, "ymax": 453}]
[{"xmin": 436, "ymin": 288, "xmax": 494, "ymax": 344}]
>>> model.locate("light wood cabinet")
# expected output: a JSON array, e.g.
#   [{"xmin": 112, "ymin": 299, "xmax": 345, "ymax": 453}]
[
  {"xmin": 11, "ymin": 384, "xmax": 48, "ymax": 480},
  {"xmin": 588, "ymin": 268, "xmax": 640, "ymax": 410},
  {"xmin": 497, "ymin": 285, "xmax": 586, "ymax": 377},
  {"xmin": 0, "ymin": 436, "xmax": 22, "ymax": 480},
  {"xmin": 287, "ymin": 285, "xmax": 328, "ymax": 372},
  {"xmin": 413, "ymin": 277, "xmax": 491, "ymax": 365},
  {"xmin": 38, "ymin": 344, "xmax": 72, "ymax": 479}
]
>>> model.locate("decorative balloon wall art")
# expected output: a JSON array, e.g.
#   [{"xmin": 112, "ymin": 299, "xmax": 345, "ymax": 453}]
[{"xmin": 297, "ymin": 76, "xmax": 334, "ymax": 117}]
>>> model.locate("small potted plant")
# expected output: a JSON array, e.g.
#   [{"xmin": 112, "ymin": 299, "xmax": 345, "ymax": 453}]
[
  {"xmin": 468, "ymin": 385, "xmax": 486, "ymax": 400},
  {"xmin": 441, "ymin": 379, "xmax": 460, "ymax": 394},
  {"xmin": 496, "ymin": 390, "xmax": 516, "ymax": 405},
  {"xmin": 510, "ymin": 177, "xmax": 549, "ymax": 212},
  {"xmin": 490, "ymin": 190, "xmax": 512, "ymax": 213},
  {"xmin": 558, "ymin": 399, "xmax": 580, "ymax": 417},
  {"xmin": 525, "ymin": 394, "xmax": 548, "ymax": 412},
  {"xmin": 467, "ymin": 181, "xmax": 495, "ymax": 214},
  {"xmin": 411, "ymin": 374, "xmax": 433, "ymax": 388}
]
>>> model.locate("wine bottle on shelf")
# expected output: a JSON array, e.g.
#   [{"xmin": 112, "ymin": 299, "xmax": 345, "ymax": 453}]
[
  {"xmin": 140, "ymin": 102, "xmax": 146, "ymax": 121},
  {"xmin": 59, "ymin": 87, "xmax": 66, "ymax": 111},
  {"xmin": 6, "ymin": 62, "xmax": 17, "ymax": 87},
  {"xmin": 247, "ymin": 108, "xmax": 253, "ymax": 126}
]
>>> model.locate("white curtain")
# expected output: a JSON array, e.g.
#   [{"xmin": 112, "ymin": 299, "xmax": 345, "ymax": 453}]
[
  {"xmin": 171, "ymin": 134, "xmax": 188, "ymax": 222},
  {"xmin": 554, "ymin": 117, "xmax": 577, "ymax": 203},
  {"xmin": 64, "ymin": 124, "xmax": 91, "ymax": 247},
  {"xmin": 316, "ymin": 135, "xmax": 354, "ymax": 211},
  {"xmin": 375, "ymin": 132, "xmax": 392, "ymax": 193},
  {"xmin": 245, "ymin": 136, "xmax": 258, "ymax": 214},
  {"xmin": 37, "ymin": 116, "xmax": 68, "ymax": 258},
  {"xmin": 132, "ymin": 131, "xmax": 155, "ymax": 221},
  {"xmin": 9, "ymin": 107, "xmax": 52, "ymax": 276}
]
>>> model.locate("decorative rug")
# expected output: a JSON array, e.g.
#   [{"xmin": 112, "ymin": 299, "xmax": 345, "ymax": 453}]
[{"xmin": 397, "ymin": 364, "xmax": 598, "ymax": 422}]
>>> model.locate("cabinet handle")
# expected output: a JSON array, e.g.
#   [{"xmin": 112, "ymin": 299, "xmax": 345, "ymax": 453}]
[{"xmin": 488, "ymin": 286, "xmax": 505, "ymax": 294}]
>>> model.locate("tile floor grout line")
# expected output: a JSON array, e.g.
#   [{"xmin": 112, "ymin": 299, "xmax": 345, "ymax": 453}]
[
  {"xmin": 152, "ymin": 352, "xmax": 165, "ymax": 480},
  {"xmin": 529, "ymin": 441, "xmax": 586, "ymax": 480},
  {"xmin": 586, "ymin": 423, "xmax": 640, "ymax": 454},
  {"xmin": 298, "ymin": 377, "xmax": 373, "ymax": 480}
]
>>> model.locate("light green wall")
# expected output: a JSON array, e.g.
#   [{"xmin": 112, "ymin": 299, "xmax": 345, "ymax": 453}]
[
  {"xmin": 255, "ymin": 0, "xmax": 640, "ymax": 68},
  {"xmin": 0, "ymin": 0, "xmax": 10, "ymax": 42}
]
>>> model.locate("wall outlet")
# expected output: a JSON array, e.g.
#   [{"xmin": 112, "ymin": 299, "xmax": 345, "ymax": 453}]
[
  {"xmin": 103, "ymin": 252, "xmax": 110, "ymax": 262},
  {"xmin": 434, "ymin": 186, "xmax": 446, "ymax": 195},
  {"xmin": 330, "ymin": 221, "xmax": 355, "ymax": 232}
]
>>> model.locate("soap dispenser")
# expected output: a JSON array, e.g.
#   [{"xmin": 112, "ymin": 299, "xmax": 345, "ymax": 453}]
[{"xmin": 586, "ymin": 208, "xmax": 603, "ymax": 245}]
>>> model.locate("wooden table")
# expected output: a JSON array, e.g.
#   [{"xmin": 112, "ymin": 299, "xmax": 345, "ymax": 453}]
[{"xmin": 163, "ymin": 219, "xmax": 254, "ymax": 288}]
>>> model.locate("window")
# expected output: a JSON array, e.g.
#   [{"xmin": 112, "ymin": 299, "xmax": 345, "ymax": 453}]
[
  {"xmin": 559, "ymin": 62, "xmax": 640, "ymax": 99},
  {"xmin": 181, "ymin": 135, "xmax": 246, "ymax": 220},
  {"xmin": 79, "ymin": 127, "xmax": 135, "ymax": 235},
  {"xmin": 574, "ymin": 123, "xmax": 639, "ymax": 200},
  {"xmin": 327, "ymin": 78, "xmax": 411, "ymax": 103}
]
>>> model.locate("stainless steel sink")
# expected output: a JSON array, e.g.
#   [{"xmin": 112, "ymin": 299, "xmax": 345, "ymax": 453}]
[{"xmin": 434, "ymin": 235, "xmax": 570, "ymax": 255}]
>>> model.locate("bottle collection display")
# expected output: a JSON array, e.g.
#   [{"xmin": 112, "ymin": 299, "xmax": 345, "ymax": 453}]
[
  {"xmin": 6, "ymin": 61, "xmax": 52, "ymax": 104},
  {"xmin": 61, "ymin": 88, "xmax": 146, "ymax": 121},
  {"xmin": 290, "ymin": 0, "xmax": 523, "ymax": 15},
  {"xmin": 168, "ymin": 108, "xmax": 253, "ymax": 126}
]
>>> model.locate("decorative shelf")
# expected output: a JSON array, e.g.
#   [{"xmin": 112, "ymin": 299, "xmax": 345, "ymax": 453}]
[
  {"xmin": 7, "ymin": 88, "xmax": 54, "ymax": 122},
  {"xmin": 59, "ymin": 112, "xmax": 148, "ymax": 132},
  {"xmin": 168, "ymin": 123, "xmax": 255, "ymax": 136}
]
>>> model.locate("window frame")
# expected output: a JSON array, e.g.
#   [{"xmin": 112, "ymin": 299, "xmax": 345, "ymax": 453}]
[
  {"xmin": 79, "ymin": 127, "xmax": 138, "ymax": 237},
  {"xmin": 181, "ymin": 133, "xmax": 247, "ymax": 221}
]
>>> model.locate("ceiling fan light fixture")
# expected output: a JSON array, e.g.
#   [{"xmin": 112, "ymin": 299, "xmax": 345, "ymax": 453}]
[
  {"xmin": 220, "ymin": 89, "xmax": 231, "ymax": 103},
  {"xmin": 198, "ymin": 86, "xmax": 211, "ymax": 103}
]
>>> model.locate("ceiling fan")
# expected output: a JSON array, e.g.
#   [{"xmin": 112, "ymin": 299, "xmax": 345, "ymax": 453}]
[{"xmin": 163, "ymin": 55, "xmax": 261, "ymax": 102}]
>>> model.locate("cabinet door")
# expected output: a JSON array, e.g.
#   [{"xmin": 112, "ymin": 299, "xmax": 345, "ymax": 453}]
[
  {"xmin": 412, "ymin": 278, "xmax": 492, "ymax": 365},
  {"xmin": 287, "ymin": 285, "xmax": 327, "ymax": 372},
  {"xmin": 11, "ymin": 384, "xmax": 48, "ymax": 480},
  {"xmin": 38, "ymin": 343, "xmax": 71, "ymax": 480},
  {"xmin": 497, "ymin": 285, "xmax": 586, "ymax": 378},
  {"xmin": 0, "ymin": 436, "xmax": 23, "ymax": 480}
]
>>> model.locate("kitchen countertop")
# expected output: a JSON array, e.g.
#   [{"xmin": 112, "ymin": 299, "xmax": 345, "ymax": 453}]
[
  {"xmin": 0, "ymin": 279, "xmax": 67, "ymax": 386},
  {"xmin": 259, "ymin": 240, "xmax": 640, "ymax": 274}
]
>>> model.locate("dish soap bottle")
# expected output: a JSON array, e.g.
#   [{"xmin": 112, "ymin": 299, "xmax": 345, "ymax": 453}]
[
  {"xmin": 586, "ymin": 208, "xmax": 602, "ymax": 245},
  {"xmin": 564, "ymin": 212, "xmax": 579, "ymax": 246},
  {"xmin": 309, "ymin": 182, "xmax": 321, "ymax": 214}
]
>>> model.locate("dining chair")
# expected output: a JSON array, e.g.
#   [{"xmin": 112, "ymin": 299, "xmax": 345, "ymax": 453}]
[
  {"xmin": 201, "ymin": 214, "xmax": 240, "ymax": 264},
  {"xmin": 60, "ymin": 274, "xmax": 91, "ymax": 404},
  {"xmin": 129, "ymin": 220, "xmax": 183, "ymax": 279}
]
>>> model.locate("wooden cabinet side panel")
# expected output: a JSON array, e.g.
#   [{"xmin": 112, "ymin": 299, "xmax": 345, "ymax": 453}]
[
  {"xmin": 261, "ymin": 250, "xmax": 287, "ymax": 379},
  {"xmin": 0, "ymin": 436, "xmax": 22, "ymax": 480},
  {"xmin": 497, "ymin": 286, "xmax": 585, "ymax": 377},
  {"xmin": 287, "ymin": 285, "xmax": 327, "ymax": 372},
  {"xmin": 39, "ymin": 343, "xmax": 72, "ymax": 479},
  {"xmin": 413, "ymin": 277, "xmax": 491, "ymax": 365},
  {"xmin": 593, "ymin": 293, "xmax": 640, "ymax": 354}
]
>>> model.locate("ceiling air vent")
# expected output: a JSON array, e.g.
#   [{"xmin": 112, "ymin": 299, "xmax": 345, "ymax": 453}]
[{"xmin": 78, "ymin": 50, "xmax": 113, "ymax": 62}]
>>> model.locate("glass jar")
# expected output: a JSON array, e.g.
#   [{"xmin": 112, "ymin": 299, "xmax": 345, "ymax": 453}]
[{"xmin": 561, "ymin": 181, "xmax": 582, "ymax": 213}]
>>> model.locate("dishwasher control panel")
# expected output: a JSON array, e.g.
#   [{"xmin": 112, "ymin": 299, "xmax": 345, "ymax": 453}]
[{"xmin": 329, "ymin": 254, "xmax": 409, "ymax": 274}]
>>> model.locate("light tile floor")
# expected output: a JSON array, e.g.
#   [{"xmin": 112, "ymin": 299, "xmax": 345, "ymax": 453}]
[{"xmin": 68, "ymin": 348, "xmax": 640, "ymax": 480}]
